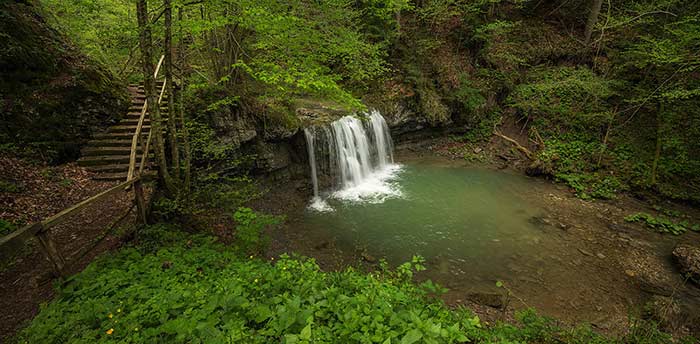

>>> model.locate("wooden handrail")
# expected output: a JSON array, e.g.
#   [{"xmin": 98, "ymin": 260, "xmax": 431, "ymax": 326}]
[
  {"xmin": 127, "ymin": 55, "xmax": 167, "ymax": 181},
  {"xmin": 0, "ymin": 177, "xmax": 141, "ymax": 253},
  {"xmin": 154, "ymin": 55, "xmax": 165, "ymax": 79}
]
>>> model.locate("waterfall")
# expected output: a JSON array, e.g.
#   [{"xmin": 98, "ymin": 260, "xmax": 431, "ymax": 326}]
[
  {"xmin": 304, "ymin": 128, "xmax": 319, "ymax": 198},
  {"xmin": 304, "ymin": 110, "xmax": 400, "ymax": 210}
]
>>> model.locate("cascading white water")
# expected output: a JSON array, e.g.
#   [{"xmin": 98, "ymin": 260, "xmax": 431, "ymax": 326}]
[
  {"xmin": 304, "ymin": 110, "xmax": 400, "ymax": 210},
  {"xmin": 304, "ymin": 128, "xmax": 319, "ymax": 198}
]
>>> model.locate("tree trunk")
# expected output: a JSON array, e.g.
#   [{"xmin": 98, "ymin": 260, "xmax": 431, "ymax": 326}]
[
  {"xmin": 584, "ymin": 0, "xmax": 604, "ymax": 45},
  {"xmin": 136, "ymin": 0, "xmax": 176, "ymax": 195},
  {"xmin": 650, "ymin": 103, "xmax": 663, "ymax": 185},
  {"xmin": 164, "ymin": 0, "xmax": 180, "ymax": 181},
  {"xmin": 178, "ymin": 7, "xmax": 192, "ymax": 192}
]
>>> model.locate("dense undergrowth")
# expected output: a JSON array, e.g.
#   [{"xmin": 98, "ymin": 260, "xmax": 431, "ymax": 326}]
[{"xmin": 17, "ymin": 222, "xmax": 696, "ymax": 344}]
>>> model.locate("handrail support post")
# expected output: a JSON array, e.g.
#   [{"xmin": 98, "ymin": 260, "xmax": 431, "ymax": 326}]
[{"xmin": 35, "ymin": 225, "xmax": 66, "ymax": 278}]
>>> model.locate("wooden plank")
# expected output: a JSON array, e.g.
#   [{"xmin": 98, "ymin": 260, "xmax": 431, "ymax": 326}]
[
  {"xmin": 127, "ymin": 58, "xmax": 166, "ymax": 182},
  {"xmin": 42, "ymin": 177, "xmax": 140, "ymax": 228},
  {"xmin": 36, "ymin": 229, "xmax": 66, "ymax": 277},
  {"xmin": 134, "ymin": 180, "xmax": 147, "ymax": 224},
  {"xmin": 154, "ymin": 55, "xmax": 165, "ymax": 78},
  {"xmin": 0, "ymin": 223, "xmax": 43, "ymax": 255},
  {"xmin": 127, "ymin": 103, "xmax": 149, "ymax": 181},
  {"xmin": 139, "ymin": 129, "xmax": 153, "ymax": 175},
  {"xmin": 0, "ymin": 177, "xmax": 140, "ymax": 257}
]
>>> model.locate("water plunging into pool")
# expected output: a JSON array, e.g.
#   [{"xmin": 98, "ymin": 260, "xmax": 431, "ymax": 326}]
[{"xmin": 304, "ymin": 110, "xmax": 401, "ymax": 210}]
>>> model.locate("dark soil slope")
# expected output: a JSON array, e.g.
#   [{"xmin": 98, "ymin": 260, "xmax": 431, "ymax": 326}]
[{"xmin": 0, "ymin": 0, "xmax": 128, "ymax": 163}]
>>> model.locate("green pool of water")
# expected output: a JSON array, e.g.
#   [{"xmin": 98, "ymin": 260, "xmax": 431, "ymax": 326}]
[{"xmin": 305, "ymin": 162, "xmax": 557, "ymax": 286}]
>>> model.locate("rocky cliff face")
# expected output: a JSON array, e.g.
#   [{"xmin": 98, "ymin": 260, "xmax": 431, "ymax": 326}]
[
  {"xmin": 0, "ymin": 0, "xmax": 129, "ymax": 163},
  {"xmin": 201, "ymin": 94, "xmax": 467, "ymax": 182}
]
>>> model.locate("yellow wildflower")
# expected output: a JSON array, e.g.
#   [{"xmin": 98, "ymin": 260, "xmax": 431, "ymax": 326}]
[
  {"xmin": 117, "ymin": 308, "xmax": 121, "ymax": 313},
  {"xmin": 106, "ymin": 329, "xmax": 114, "ymax": 335},
  {"xmin": 254, "ymin": 278, "xmax": 258, "ymax": 283},
  {"xmin": 108, "ymin": 313, "xmax": 113, "ymax": 319}
]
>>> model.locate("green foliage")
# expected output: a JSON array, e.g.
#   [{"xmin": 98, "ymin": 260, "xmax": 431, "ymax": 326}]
[
  {"xmin": 185, "ymin": 0, "xmax": 389, "ymax": 109},
  {"xmin": 555, "ymin": 173, "xmax": 624, "ymax": 200},
  {"xmin": 624, "ymin": 212, "xmax": 699, "ymax": 235},
  {"xmin": 19, "ymin": 234, "xmax": 478, "ymax": 343},
  {"xmin": 509, "ymin": 67, "xmax": 617, "ymax": 136},
  {"xmin": 0, "ymin": 180, "xmax": 20, "ymax": 193},
  {"xmin": 18, "ymin": 229, "xmax": 693, "ymax": 344},
  {"xmin": 232, "ymin": 207, "xmax": 281, "ymax": 255},
  {"xmin": 536, "ymin": 139, "xmax": 628, "ymax": 199},
  {"xmin": 134, "ymin": 223, "xmax": 189, "ymax": 254},
  {"xmin": 39, "ymin": 0, "xmax": 136, "ymax": 75},
  {"xmin": 0, "ymin": 218, "xmax": 16, "ymax": 237}
]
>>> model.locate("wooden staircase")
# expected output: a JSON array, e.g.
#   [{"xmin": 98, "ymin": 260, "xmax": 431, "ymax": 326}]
[{"xmin": 78, "ymin": 82, "xmax": 166, "ymax": 181}]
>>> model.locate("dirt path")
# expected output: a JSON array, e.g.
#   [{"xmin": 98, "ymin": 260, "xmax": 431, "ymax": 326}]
[{"xmin": 0, "ymin": 156, "xmax": 136, "ymax": 341}]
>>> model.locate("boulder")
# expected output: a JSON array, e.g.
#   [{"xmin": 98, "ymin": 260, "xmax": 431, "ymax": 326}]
[{"xmin": 672, "ymin": 244, "xmax": 700, "ymax": 286}]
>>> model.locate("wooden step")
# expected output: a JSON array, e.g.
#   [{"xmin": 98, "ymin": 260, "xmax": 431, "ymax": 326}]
[
  {"xmin": 126, "ymin": 112, "xmax": 169, "ymax": 118},
  {"xmin": 82, "ymin": 146, "xmax": 142, "ymax": 156},
  {"xmin": 86, "ymin": 139, "xmax": 133, "ymax": 147},
  {"xmin": 93, "ymin": 170, "xmax": 157, "ymax": 181},
  {"xmin": 109, "ymin": 125, "xmax": 151, "ymax": 133},
  {"xmin": 85, "ymin": 163, "xmax": 146, "ymax": 173},
  {"xmin": 93, "ymin": 132, "xmax": 135, "ymax": 140},
  {"xmin": 131, "ymin": 97, "xmax": 168, "ymax": 104},
  {"xmin": 128, "ymin": 106, "xmax": 168, "ymax": 112},
  {"xmin": 120, "ymin": 118, "xmax": 169, "ymax": 125},
  {"xmin": 78, "ymin": 154, "xmax": 154, "ymax": 166}
]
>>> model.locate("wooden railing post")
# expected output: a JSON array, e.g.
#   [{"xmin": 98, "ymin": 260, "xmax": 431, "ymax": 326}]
[
  {"xmin": 34, "ymin": 224, "xmax": 66, "ymax": 277},
  {"xmin": 133, "ymin": 179, "xmax": 147, "ymax": 224}
]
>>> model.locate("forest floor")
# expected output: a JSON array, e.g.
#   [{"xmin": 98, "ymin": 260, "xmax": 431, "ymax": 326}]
[
  {"xmin": 0, "ymin": 155, "xmax": 137, "ymax": 341},
  {"xmin": 252, "ymin": 134, "xmax": 700, "ymax": 339}
]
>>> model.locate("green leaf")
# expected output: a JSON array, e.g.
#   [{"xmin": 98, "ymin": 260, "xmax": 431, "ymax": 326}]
[
  {"xmin": 400, "ymin": 329, "xmax": 422, "ymax": 344},
  {"xmin": 300, "ymin": 324, "xmax": 311, "ymax": 340}
]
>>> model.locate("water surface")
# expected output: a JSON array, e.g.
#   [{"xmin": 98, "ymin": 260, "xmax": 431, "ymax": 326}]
[{"xmin": 305, "ymin": 160, "xmax": 555, "ymax": 290}]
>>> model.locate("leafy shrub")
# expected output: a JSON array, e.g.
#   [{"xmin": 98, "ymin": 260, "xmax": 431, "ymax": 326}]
[
  {"xmin": 135, "ymin": 223, "xmax": 188, "ymax": 254},
  {"xmin": 232, "ymin": 207, "xmax": 281, "ymax": 255},
  {"xmin": 624, "ymin": 212, "xmax": 699, "ymax": 235},
  {"xmin": 19, "ymin": 236, "xmax": 478, "ymax": 343},
  {"xmin": 0, "ymin": 180, "xmax": 20, "ymax": 193},
  {"xmin": 0, "ymin": 218, "xmax": 16, "ymax": 237},
  {"xmin": 556, "ymin": 173, "xmax": 624, "ymax": 200}
]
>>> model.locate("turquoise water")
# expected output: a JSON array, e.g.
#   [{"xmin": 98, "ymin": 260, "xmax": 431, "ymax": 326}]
[{"xmin": 305, "ymin": 162, "xmax": 552, "ymax": 285}]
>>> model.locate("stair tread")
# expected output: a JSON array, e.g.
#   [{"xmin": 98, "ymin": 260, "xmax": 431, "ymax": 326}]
[
  {"xmin": 93, "ymin": 134, "xmax": 135, "ymax": 140},
  {"xmin": 82, "ymin": 146, "xmax": 141, "ymax": 153},
  {"xmin": 87, "ymin": 85, "xmax": 165, "ymax": 179},
  {"xmin": 79, "ymin": 154, "xmax": 152, "ymax": 161},
  {"xmin": 93, "ymin": 170, "xmax": 157, "ymax": 181},
  {"xmin": 85, "ymin": 163, "xmax": 147, "ymax": 172}
]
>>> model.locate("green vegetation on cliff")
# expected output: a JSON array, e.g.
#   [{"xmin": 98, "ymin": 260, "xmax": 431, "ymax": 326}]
[{"xmin": 0, "ymin": 1, "xmax": 128, "ymax": 162}]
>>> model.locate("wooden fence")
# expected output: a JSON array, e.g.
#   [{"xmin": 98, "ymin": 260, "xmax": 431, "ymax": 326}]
[{"xmin": 0, "ymin": 55, "xmax": 167, "ymax": 278}]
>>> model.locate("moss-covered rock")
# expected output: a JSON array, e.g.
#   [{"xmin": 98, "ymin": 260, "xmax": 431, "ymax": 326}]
[{"xmin": 0, "ymin": 0, "xmax": 128, "ymax": 163}]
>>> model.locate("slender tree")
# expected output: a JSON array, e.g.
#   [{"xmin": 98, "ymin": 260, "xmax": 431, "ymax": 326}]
[
  {"xmin": 164, "ymin": 0, "xmax": 180, "ymax": 180},
  {"xmin": 178, "ymin": 6, "xmax": 192, "ymax": 192},
  {"xmin": 584, "ymin": 0, "xmax": 603, "ymax": 45},
  {"xmin": 136, "ymin": 0, "xmax": 176, "ymax": 194}
]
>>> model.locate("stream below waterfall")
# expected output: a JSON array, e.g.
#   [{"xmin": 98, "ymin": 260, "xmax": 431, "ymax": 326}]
[
  {"xmin": 268, "ymin": 151, "xmax": 700, "ymax": 334},
  {"xmin": 259, "ymin": 112, "xmax": 700, "ymax": 334}
]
